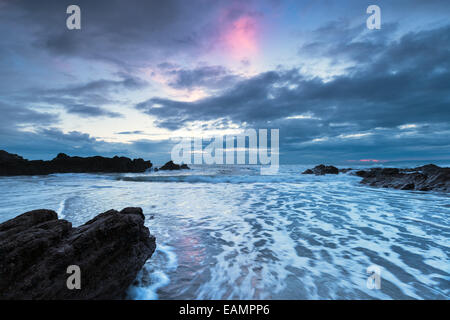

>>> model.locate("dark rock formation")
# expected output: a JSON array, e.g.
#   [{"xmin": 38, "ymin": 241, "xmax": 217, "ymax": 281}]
[
  {"xmin": 0, "ymin": 207, "xmax": 156, "ymax": 300},
  {"xmin": 302, "ymin": 164, "xmax": 339, "ymax": 175},
  {"xmin": 0, "ymin": 150, "xmax": 152, "ymax": 176},
  {"xmin": 158, "ymin": 160, "xmax": 190, "ymax": 171},
  {"xmin": 355, "ymin": 164, "xmax": 449, "ymax": 192},
  {"xmin": 301, "ymin": 163, "xmax": 449, "ymax": 192}
]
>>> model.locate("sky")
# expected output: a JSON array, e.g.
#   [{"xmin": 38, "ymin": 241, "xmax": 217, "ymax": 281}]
[{"xmin": 0, "ymin": 0, "xmax": 449, "ymax": 164}]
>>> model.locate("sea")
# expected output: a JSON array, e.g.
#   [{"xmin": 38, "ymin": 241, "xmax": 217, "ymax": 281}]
[{"xmin": 0, "ymin": 162, "xmax": 449, "ymax": 300}]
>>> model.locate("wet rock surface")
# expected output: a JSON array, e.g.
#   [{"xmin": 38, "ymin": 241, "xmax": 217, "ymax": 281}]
[
  {"xmin": 0, "ymin": 207, "xmax": 156, "ymax": 300},
  {"xmin": 158, "ymin": 160, "xmax": 190, "ymax": 171},
  {"xmin": 302, "ymin": 163, "xmax": 449, "ymax": 192},
  {"xmin": 355, "ymin": 164, "xmax": 449, "ymax": 192},
  {"xmin": 302, "ymin": 164, "xmax": 339, "ymax": 175}
]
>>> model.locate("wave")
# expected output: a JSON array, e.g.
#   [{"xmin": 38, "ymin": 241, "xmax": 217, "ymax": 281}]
[
  {"xmin": 57, "ymin": 198, "xmax": 67, "ymax": 219},
  {"xmin": 127, "ymin": 244, "xmax": 178, "ymax": 300},
  {"xmin": 116, "ymin": 172, "xmax": 360, "ymax": 184}
]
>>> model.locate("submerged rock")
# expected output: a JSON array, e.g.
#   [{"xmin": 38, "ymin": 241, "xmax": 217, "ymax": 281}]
[
  {"xmin": 0, "ymin": 150, "xmax": 152, "ymax": 176},
  {"xmin": 158, "ymin": 160, "xmax": 190, "ymax": 170},
  {"xmin": 302, "ymin": 164, "xmax": 339, "ymax": 175},
  {"xmin": 0, "ymin": 207, "xmax": 156, "ymax": 300}
]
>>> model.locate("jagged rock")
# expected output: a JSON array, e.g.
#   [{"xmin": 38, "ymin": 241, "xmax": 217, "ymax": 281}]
[
  {"xmin": 0, "ymin": 150, "xmax": 152, "ymax": 176},
  {"xmin": 302, "ymin": 164, "xmax": 339, "ymax": 175},
  {"xmin": 0, "ymin": 207, "xmax": 156, "ymax": 300},
  {"xmin": 354, "ymin": 165, "xmax": 449, "ymax": 192},
  {"xmin": 158, "ymin": 160, "xmax": 190, "ymax": 171}
]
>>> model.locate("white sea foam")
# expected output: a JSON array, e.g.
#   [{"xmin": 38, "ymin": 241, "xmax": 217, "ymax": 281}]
[
  {"xmin": 0, "ymin": 164, "xmax": 448, "ymax": 300},
  {"xmin": 127, "ymin": 244, "xmax": 178, "ymax": 300},
  {"xmin": 57, "ymin": 198, "xmax": 67, "ymax": 219}
]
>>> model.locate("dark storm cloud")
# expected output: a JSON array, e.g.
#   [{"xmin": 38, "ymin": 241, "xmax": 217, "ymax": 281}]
[
  {"xmin": 137, "ymin": 24, "xmax": 450, "ymax": 135},
  {"xmin": 134, "ymin": 22, "xmax": 450, "ymax": 161},
  {"xmin": 2, "ymin": 0, "xmax": 261, "ymax": 71},
  {"xmin": 1, "ymin": 0, "xmax": 449, "ymax": 163}
]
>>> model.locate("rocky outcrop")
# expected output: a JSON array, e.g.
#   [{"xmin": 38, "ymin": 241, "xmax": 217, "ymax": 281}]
[
  {"xmin": 302, "ymin": 164, "xmax": 339, "ymax": 175},
  {"xmin": 0, "ymin": 150, "xmax": 152, "ymax": 176},
  {"xmin": 301, "ymin": 163, "xmax": 449, "ymax": 192},
  {"xmin": 0, "ymin": 207, "xmax": 156, "ymax": 300},
  {"xmin": 158, "ymin": 160, "xmax": 190, "ymax": 171},
  {"xmin": 355, "ymin": 164, "xmax": 449, "ymax": 192}
]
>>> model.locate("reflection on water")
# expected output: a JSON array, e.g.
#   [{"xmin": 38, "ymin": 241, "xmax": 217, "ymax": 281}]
[{"xmin": 0, "ymin": 165, "xmax": 448, "ymax": 299}]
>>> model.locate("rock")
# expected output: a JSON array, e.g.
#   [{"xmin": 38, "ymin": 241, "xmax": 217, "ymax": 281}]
[
  {"xmin": 158, "ymin": 160, "xmax": 190, "ymax": 171},
  {"xmin": 302, "ymin": 163, "xmax": 449, "ymax": 192},
  {"xmin": 0, "ymin": 150, "xmax": 152, "ymax": 176},
  {"xmin": 302, "ymin": 164, "xmax": 339, "ymax": 175},
  {"xmin": 355, "ymin": 165, "xmax": 449, "ymax": 192},
  {"xmin": 0, "ymin": 150, "xmax": 25, "ymax": 162},
  {"xmin": 0, "ymin": 207, "xmax": 156, "ymax": 299}
]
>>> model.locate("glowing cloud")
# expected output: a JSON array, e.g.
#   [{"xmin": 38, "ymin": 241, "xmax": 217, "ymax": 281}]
[{"xmin": 223, "ymin": 16, "xmax": 259, "ymax": 59}]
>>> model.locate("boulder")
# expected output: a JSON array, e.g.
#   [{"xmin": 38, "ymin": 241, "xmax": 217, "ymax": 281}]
[
  {"xmin": 158, "ymin": 160, "xmax": 190, "ymax": 171},
  {"xmin": 0, "ymin": 207, "xmax": 156, "ymax": 300},
  {"xmin": 302, "ymin": 164, "xmax": 339, "ymax": 175}
]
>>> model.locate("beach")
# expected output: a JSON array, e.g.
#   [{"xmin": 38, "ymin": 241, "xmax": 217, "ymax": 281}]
[{"xmin": 1, "ymin": 163, "xmax": 448, "ymax": 299}]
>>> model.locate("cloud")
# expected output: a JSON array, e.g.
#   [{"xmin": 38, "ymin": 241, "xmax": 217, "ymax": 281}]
[
  {"xmin": 159, "ymin": 64, "xmax": 240, "ymax": 90},
  {"xmin": 1, "ymin": 1, "xmax": 449, "ymax": 163},
  {"xmin": 138, "ymin": 24, "xmax": 450, "ymax": 129},
  {"xmin": 46, "ymin": 77, "xmax": 148, "ymax": 96},
  {"xmin": 0, "ymin": 126, "xmax": 176, "ymax": 163},
  {"xmin": 135, "ymin": 23, "xmax": 450, "ymax": 161},
  {"xmin": 116, "ymin": 130, "xmax": 145, "ymax": 135},
  {"xmin": 64, "ymin": 104, "xmax": 122, "ymax": 118},
  {"xmin": 10, "ymin": 75, "xmax": 148, "ymax": 119},
  {"xmin": 1, "ymin": 0, "xmax": 269, "ymax": 72},
  {"xmin": 0, "ymin": 101, "xmax": 59, "ymax": 132}
]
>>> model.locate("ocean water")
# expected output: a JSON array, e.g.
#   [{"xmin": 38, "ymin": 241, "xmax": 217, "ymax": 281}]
[{"xmin": 0, "ymin": 164, "xmax": 449, "ymax": 300}]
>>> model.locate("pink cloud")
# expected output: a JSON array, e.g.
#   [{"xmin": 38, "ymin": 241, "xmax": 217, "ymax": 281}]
[{"xmin": 223, "ymin": 15, "xmax": 259, "ymax": 59}]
